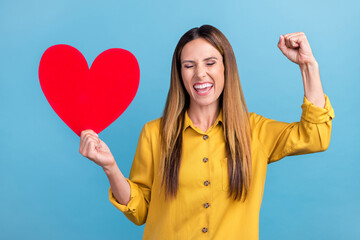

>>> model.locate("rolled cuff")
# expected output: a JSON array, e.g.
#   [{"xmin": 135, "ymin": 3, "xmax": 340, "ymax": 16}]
[
  {"xmin": 301, "ymin": 93, "xmax": 335, "ymax": 123},
  {"xmin": 109, "ymin": 178, "xmax": 139, "ymax": 214}
]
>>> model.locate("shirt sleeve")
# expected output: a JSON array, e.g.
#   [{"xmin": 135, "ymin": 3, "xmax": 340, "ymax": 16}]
[
  {"xmin": 254, "ymin": 93, "xmax": 335, "ymax": 163},
  {"xmin": 108, "ymin": 123, "xmax": 154, "ymax": 225}
]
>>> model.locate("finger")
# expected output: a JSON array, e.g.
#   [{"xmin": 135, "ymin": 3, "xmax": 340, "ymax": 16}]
[
  {"xmin": 84, "ymin": 136, "xmax": 101, "ymax": 157},
  {"xmin": 284, "ymin": 32, "xmax": 305, "ymax": 48},
  {"xmin": 85, "ymin": 135, "xmax": 101, "ymax": 146},
  {"xmin": 282, "ymin": 32, "xmax": 297, "ymax": 46},
  {"xmin": 80, "ymin": 133, "xmax": 92, "ymax": 153},
  {"xmin": 81, "ymin": 129, "xmax": 92, "ymax": 138},
  {"xmin": 288, "ymin": 33, "xmax": 304, "ymax": 48},
  {"xmin": 98, "ymin": 139, "xmax": 103, "ymax": 148},
  {"xmin": 80, "ymin": 129, "xmax": 99, "ymax": 139},
  {"xmin": 79, "ymin": 133, "xmax": 88, "ymax": 154},
  {"xmin": 95, "ymin": 141, "xmax": 102, "ymax": 151},
  {"xmin": 282, "ymin": 32, "xmax": 299, "ymax": 47},
  {"xmin": 277, "ymin": 35, "xmax": 288, "ymax": 54},
  {"xmin": 282, "ymin": 32, "xmax": 302, "ymax": 38},
  {"xmin": 293, "ymin": 36, "xmax": 311, "ymax": 52},
  {"xmin": 82, "ymin": 132, "xmax": 99, "ymax": 146},
  {"xmin": 80, "ymin": 131, "xmax": 98, "ymax": 153},
  {"xmin": 85, "ymin": 140, "xmax": 97, "ymax": 159},
  {"xmin": 81, "ymin": 135, "xmax": 100, "ymax": 155},
  {"xmin": 289, "ymin": 38, "xmax": 300, "ymax": 48},
  {"xmin": 284, "ymin": 34, "xmax": 297, "ymax": 48},
  {"xmin": 285, "ymin": 36, "xmax": 298, "ymax": 48}
]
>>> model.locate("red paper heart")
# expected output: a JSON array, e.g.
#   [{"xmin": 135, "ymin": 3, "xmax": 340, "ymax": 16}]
[{"xmin": 39, "ymin": 44, "xmax": 140, "ymax": 136}]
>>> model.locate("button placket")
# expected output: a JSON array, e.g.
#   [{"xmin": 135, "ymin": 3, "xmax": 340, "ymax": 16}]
[{"xmin": 201, "ymin": 133, "xmax": 210, "ymax": 235}]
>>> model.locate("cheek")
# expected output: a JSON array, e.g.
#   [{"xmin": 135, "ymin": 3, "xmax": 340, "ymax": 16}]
[
  {"xmin": 216, "ymin": 79, "xmax": 225, "ymax": 93},
  {"xmin": 214, "ymin": 69, "xmax": 225, "ymax": 92},
  {"xmin": 181, "ymin": 72, "xmax": 192, "ymax": 93},
  {"xmin": 181, "ymin": 71, "xmax": 192, "ymax": 86},
  {"xmin": 212, "ymin": 68, "xmax": 225, "ymax": 82}
]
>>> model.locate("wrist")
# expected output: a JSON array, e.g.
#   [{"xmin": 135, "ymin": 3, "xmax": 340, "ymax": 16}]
[
  {"xmin": 299, "ymin": 58, "xmax": 318, "ymax": 70},
  {"xmin": 299, "ymin": 59, "xmax": 325, "ymax": 108},
  {"xmin": 102, "ymin": 160, "xmax": 118, "ymax": 176}
]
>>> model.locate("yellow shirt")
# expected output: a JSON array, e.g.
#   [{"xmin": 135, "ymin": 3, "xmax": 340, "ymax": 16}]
[{"xmin": 109, "ymin": 94, "xmax": 335, "ymax": 240}]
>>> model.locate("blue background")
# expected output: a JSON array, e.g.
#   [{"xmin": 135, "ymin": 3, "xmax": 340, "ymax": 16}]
[{"xmin": 1, "ymin": 0, "xmax": 359, "ymax": 239}]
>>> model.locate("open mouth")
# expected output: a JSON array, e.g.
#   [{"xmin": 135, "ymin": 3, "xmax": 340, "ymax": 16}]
[{"xmin": 193, "ymin": 82, "xmax": 213, "ymax": 95}]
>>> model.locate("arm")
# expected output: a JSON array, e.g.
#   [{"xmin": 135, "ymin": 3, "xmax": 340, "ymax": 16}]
[
  {"xmin": 278, "ymin": 32, "xmax": 325, "ymax": 107},
  {"xmin": 103, "ymin": 163, "xmax": 131, "ymax": 205},
  {"xmin": 300, "ymin": 60, "xmax": 325, "ymax": 108},
  {"xmin": 107, "ymin": 123, "xmax": 153, "ymax": 226},
  {"xmin": 256, "ymin": 32, "xmax": 335, "ymax": 163},
  {"xmin": 78, "ymin": 127, "xmax": 152, "ymax": 226},
  {"xmin": 254, "ymin": 93, "xmax": 335, "ymax": 163},
  {"xmin": 79, "ymin": 130, "xmax": 131, "ymax": 206}
]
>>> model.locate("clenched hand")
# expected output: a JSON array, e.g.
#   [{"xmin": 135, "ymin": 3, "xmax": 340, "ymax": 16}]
[
  {"xmin": 79, "ymin": 130, "xmax": 115, "ymax": 169},
  {"xmin": 278, "ymin": 32, "xmax": 317, "ymax": 66}
]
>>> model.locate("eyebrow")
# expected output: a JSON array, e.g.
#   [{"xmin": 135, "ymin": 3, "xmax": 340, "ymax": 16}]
[{"xmin": 181, "ymin": 57, "xmax": 218, "ymax": 64}]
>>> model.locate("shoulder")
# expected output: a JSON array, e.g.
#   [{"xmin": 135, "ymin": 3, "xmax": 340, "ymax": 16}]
[
  {"xmin": 248, "ymin": 111, "xmax": 275, "ymax": 133},
  {"xmin": 142, "ymin": 117, "xmax": 162, "ymax": 137},
  {"xmin": 248, "ymin": 111, "xmax": 266, "ymax": 126},
  {"xmin": 144, "ymin": 117, "xmax": 162, "ymax": 130}
]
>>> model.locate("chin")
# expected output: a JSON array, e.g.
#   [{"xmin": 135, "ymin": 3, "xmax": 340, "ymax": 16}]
[{"xmin": 192, "ymin": 98, "xmax": 219, "ymax": 108}]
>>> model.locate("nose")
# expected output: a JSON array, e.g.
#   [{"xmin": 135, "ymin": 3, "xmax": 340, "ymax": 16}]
[{"xmin": 195, "ymin": 65, "xmax": 207, "ymax": 79}]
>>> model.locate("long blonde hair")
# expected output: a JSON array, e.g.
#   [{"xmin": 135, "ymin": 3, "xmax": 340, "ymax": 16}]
[{"xmin": 160, "ymin": 25, "xmax": 252, "ymax": 201}]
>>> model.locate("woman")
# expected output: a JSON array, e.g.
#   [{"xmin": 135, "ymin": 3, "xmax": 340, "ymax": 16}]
[{"xmin": 79, "ymin": 25, "xmax": 335, "ymax": 239}]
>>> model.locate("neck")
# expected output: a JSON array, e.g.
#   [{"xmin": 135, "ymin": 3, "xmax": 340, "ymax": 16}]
[{"xmin": 187, "ymin": 101, "xmax": 220, "ymax": 133}]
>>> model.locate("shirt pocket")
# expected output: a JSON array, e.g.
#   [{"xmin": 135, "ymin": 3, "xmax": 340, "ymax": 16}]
[{"xmin": 220, "ymin": 157, "xmax": 229, "ymax": 192}]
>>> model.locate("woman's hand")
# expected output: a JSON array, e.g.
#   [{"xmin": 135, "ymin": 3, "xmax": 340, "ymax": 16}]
[
  {"xmin": 79, "ymin": 130, "xmax": 131, "ymax": 205},
  {"xmin": 278, "ymin": 32, "xmax": 325, "ymax": 108},
  {"xmin": 277, "ymin": 32, "xmax": 317, "ymax": 66},
  {"xmin": 79, "ymin": 129, "xmax": 116, "ymax": 169}
]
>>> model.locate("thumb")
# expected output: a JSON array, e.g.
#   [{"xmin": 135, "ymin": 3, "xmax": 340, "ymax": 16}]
[
  {"xmin": 277, "ymin": 35, "xmax": 288, "ymax": 54},
  {"xmin": 95, "ymin": 139, "xmax": 102, "ymax": 151}
]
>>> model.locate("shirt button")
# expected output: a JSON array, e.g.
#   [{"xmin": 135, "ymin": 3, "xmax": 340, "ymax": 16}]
[
  {"xmin": 204, "ymin": 203, "xmax": 210, "ymax": 208},
  {"xmin": 203, "ymin": 157, "xmax": 208, "ymax": 163},
  {"xmin": 202, "ymin": 227, "xmax": 208, "ymax": 233},
  {"xmin": 203, "ymin": 135, "xmax": 209, "ymax": 140},
  {"xmin": 204, "ymin": 180, "xmax": 210, "ymax": 186}
]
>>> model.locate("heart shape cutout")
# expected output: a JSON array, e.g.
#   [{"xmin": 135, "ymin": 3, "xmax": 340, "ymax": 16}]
[{"xmin": 39, "ymin": 44, "xmax": 140, "ymax": 136}]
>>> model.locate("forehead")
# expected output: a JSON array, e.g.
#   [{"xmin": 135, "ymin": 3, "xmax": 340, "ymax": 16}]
[{"xmin": 181, "ymin": 38, "xmax": 222, "ymax": 61}]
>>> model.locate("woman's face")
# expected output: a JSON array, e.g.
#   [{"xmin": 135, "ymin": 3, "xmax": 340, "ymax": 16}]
[{"xmin": 180, "ymin": 38, "xmax": 225, "ymax": 110}]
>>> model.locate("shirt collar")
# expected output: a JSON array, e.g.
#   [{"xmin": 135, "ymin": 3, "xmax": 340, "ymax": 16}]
[{"xmin": 183, "ymin": 108, "xmax": 223, "ymax": 133}]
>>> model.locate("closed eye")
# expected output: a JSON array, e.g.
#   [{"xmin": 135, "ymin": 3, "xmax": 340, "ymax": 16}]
[{"xmin": 183, "ymin": 62, "xmax": 215, "ymax": 68}]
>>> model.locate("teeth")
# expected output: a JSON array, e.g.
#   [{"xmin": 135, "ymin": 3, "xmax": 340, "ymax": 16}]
[{"xmin": 194, "ymin": 83, "xmax": 213, "ymax": 89}]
